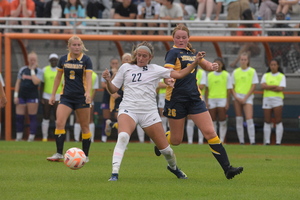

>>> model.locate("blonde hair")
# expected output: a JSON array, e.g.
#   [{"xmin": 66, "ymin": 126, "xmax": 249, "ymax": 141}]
[
  {"xmin": 67, "ymin": 35, "xmax": 88, "ymax": 53},
  {"xmin": 122, "ymin": 53, "xmax": 132, "ymax": 63},
  {"xmin": 172, "ymin": 24, "xmax": 195, "ymax": 53},
  {"xmin": 27, "ymin": 51, "xmax": 39, "ymax": 67},
  {"xmin": 130, "ymin": 41, "xmax": 154, "ymax": 65}
]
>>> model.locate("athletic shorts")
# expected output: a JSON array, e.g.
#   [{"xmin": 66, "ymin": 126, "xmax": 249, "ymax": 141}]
[
  {"xmin": 157, "ymin": 93, "xmax": 166, "ymax": 109},
  {"xmin": 18, "ymin": 98, "xmax": 38, "ymax": 104},
  {"xmin": 59, "ymin": 96, "xmax": 90, "ymax": 110},
  {"xmin": 208, "ymin": 98, "xmax": 227, "ymax": 109},
  {"xmin": 232, "ymin": 93, "xmax": 254, "ymax": 105},
  {"xmin": 118, "ymin": 109, "xmax": 162, "ymax": 128},
  {"xmin": 262, "ymin": 97, "xmax": 283, "ymax": 109},
  {"xmin": 100, "ymin": 103, "xmax": 109, "ymax": 110},
  {"xmin": 163, "ymin": 99, "xmax": 207, "ymax": 119}
]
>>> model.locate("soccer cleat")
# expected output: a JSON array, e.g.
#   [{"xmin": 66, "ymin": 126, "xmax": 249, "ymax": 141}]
[
  {"xmin": 225, "ymin": 166, "xmax": 243, "ymax": 179},
  {"xmin": 108, "ymin": 173, "xmax": 118, "ymax": 181},
  {"xmin": 105, "ymin": 119, "xmax": 112, "ymax": 136},
  {"xmin": 85, "ymin": 157, "xmax": 89, "ymax": 163},
  {"xmin": 42, "ymin": 138, "xmax": 48, "ymax": 142},
  {"xmin": 167, "ymin": 166, "xmax": 188, "ymax": 179},
  {"xmin": 154, "ymin": 146, "xmax": 161, "ymax": 156},
  {"xmin": 46, "ymin": 153, "xmax": 64, "ymax": 162}
]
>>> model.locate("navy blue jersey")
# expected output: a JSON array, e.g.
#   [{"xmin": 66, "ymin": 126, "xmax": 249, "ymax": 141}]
[
  {"xmin": 57, "ymin": 53, "xmax": 93, "ymax": 100},
  {"xmin": 17, "ymin": 66, "xmax": 43, "ymax": 99},
  {"xmin": 164, "ymin": 47, "xmax": 201, "ymax": 102}
]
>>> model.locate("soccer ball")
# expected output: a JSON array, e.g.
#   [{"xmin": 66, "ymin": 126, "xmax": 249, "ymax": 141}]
[{"xmin": 64, "ymin": 147, "xmax": 87, "ymax": 170}]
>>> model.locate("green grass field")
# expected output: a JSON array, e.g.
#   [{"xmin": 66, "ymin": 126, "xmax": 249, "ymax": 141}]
[{"xmin": 0, "ymin": 141, "xmax": 299, "ymax": 200}]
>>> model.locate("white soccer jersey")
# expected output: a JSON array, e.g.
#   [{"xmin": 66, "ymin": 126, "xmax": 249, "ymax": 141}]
[{"xmin": 111, "ymin": 63, "xmax": 173, "ymax": 113}]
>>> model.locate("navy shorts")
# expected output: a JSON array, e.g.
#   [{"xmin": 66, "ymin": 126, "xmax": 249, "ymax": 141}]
[
  {"xmin": 19, "ymin": 98, "xmax": 38, "ymax": 104},
  {"xmin": 59, "ymin": 96, "xmax": 90, "ymax": 110},
  {"xmin": 163, "ymin": 99, "xmax": 208, "ymax": 119}
]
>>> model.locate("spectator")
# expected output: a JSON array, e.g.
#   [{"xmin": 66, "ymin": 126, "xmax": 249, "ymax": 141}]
[
  {"xmin": 0, "ymin": 0, "xmax": 10, "ymax": 32},
  {"xmin": 86, "ymin": 0, "xmax": 110, "ymax": 19},
  {"xmin": 14, "ymin": 52, "xmax": 43, "ymax": 142},
  {"xmin": 286, "ymin": 23, "xmax": 300, "ymax": 73},
  {"xmin": 276, "ymin": 0, "xmax": 298, "ymax": 15},
  {"xmin": 40, "ymin": 53, "xmax": 62, "ymax": 142},
  {"xmin": 113, "ymin": 0, "xmax": 138, "ymax": 35},
  {"xmin": 136, "ymin": 0, "xmax": 161, "ymax": 35},
  {"xmin": 64, "ymin": 0, "xmax": 86, "ymax": 34},
  {"xmin": 231, "ymin": 52, "xmax": 258, "ymax": 145},
  {"xmin": 205, "ymin": 57, "xmax": 232, "ymax": 143},
  {"xmin": 10, "ymin": 0, "xmax": 36, "ymax": 47},
  {"xmin": 195, "ymin": 0, "xmax": 217, "ymax": 21},
  {"xmin": 101, "ymin": 57, "xmax": 120, "ymax": 142},
  {"xmin": 44, "ymin": 0, "xmax": 67, "ymax": 34},
  {"xmin": 159, "ymin": 0, "xmax": 184, "ymax": 35},
  {"xmin": 254, "ymin": 0, "xmax": 278, "ymax": 20},
  {"xmin": 229, "ymin": 9, "xmax": 262, "ymax": 68},
  {"xmin": 0, "ymin": 73, "xmax": 7, "ymax": 108},
  {"xmin": 33, "ymin": 0, "xmax": 45, "ymax": 20},
  {"xmin": 261, "ymin": 58, "xmax": 286, "ymax": 145},
  {"xmin": 215, "ymin": 0, "xmax": 249, "ymax": 34},
  {"xmin": 74, "ymin": 71, "xmax": 99, "ymax": 142},
  {"xmin": 267, "ymin": 12, "xmax": 293, "ymax": 72},
  {"xmin": 180, "ymin": 0, "xmax": 198, "ymax": 20}
]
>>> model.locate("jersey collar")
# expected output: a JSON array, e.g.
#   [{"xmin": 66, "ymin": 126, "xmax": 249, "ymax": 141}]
[{"xmin": 67, "ymin": 53, "xmax": 83, "ymax": 61}]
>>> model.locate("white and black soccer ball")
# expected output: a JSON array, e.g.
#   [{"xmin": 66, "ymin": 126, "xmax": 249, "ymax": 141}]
[{"xmin": 64, "ymin": 147, "xmax": 87, "ymax": 170}]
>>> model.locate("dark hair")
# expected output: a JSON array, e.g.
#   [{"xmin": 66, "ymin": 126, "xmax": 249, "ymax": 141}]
[
  {"xmin": 266, "ymin": 58, "xmax": 284, "ymax": 74},
  {"xmin": 213, "ymin": 57, "xmax": 226, "ymax": 71}
]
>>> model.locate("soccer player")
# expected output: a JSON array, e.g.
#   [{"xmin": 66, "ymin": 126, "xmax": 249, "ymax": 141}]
[
  {"xmin": 261, "ymin": 59, "xmax": 286, "ymax": 145},
  {"xmin": 231, "ymin": 52, "xmax": 258, "ymax": 145},
  {"xmin": 205, "ymin": 57, "xmax": 232, "ymax": 143},
  {"xmin": 155, "ymin": 24, "xmax": 243, "ymax": 180},
  {"xmin": 47, "ymin": 35, "xmax": 93, "ymax": 162},
  {"xmin": 103, "ymin": 41, "xmax": 205, "ymax": 181}
]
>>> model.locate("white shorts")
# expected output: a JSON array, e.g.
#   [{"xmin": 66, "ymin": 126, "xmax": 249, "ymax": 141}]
[
  {"xmin": 118, "ymin": 109, "xmax": 162, "ymax": 128},
  {"xmin": 232, "ymin": 93, "xmax": 254, "ymax": 105},
  {"xmin": 262, "ymin": 97, "xmax": 283, "ymax": 109},
  {"xmin": 157, "ymin": 93, "xmax": 166, "ymax": 109},
  {"xmin": 208, "ymin": 98, "xmax": 226, "ymax": 109}
]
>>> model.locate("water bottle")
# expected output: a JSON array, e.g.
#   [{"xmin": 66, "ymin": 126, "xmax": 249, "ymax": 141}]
[
  {"xmin": 285, "ymin": 14, "xmax": 291, "ymax": 20},
  {"xmin": 94, "ymin": 112, "xmax": 99, "ymax": 125},
  {"xmin": 190, "ymin": 13, "xmax": 195, "ymax": 20}
]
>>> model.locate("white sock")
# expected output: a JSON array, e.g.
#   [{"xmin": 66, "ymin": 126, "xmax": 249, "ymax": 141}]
[
  {"xmin": 16, "ymin": 132, "xmax": 23, "ymax": 141},
  {"xmin": 186, "ymin": 119, "xmax": 194, "ymax": 144},
  {"xmin": 74, "ymin": 123, "xmax": 81, "ymax": 142},
  {"xmin": 42, "ymin": 119, "xmax": 50, "ymax": 140},
  {"xmin": 136, "ymin": 125, "xmax": 144, "ymax": 143},
  {"xmin": 263, "ymin": 122, "xmax": 272, "ymax": 144},
  {"xmin": 198, "ymin": 129, "xmax": 204, "ymax": 144},
  {"xmin": 246, "ymin": 119, "xmax": 255, "ymax": 144},
  {"xmin": 219, "ymin": 120, "xmax": 227, "ymax": 143},
  {"xmin": 89, "ymin": 123, "xmax": 95, "ymax": 142},
  {"xmin": 236, "ymin": 116, "xmax": 244, "ymax": 144},
  {"xmin": 112, "ymin": 132, "xmax": 130, "ymax": 174},
  {"xmin": 160, "ymin": 145, "xmax": 176, "ymax": 170},
  {"xmin": 101, "ymin": 135, "xmax": 107, "ymax": 143},
  {"xmin": 27, "ymin": 134, "xmax": 35, "ymax": 142},
  {"xmin": 161, "ymin": 116, "xmax": 168, "ymax": 132},
  {"xmin": 275, "ymin": 122, "xmax": 283, "ymax": 144}
]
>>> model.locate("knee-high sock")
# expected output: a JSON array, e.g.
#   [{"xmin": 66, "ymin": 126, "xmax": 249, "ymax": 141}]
[
  {"xmin": 89, "ymin": 123, "xmax": 95, "ymax": 142},
  {"xmin": 186, "ymin": 119, "xmax": 194, "ymax": 144},
  {"xmin": 74, "ymin": 123, "xmax": 81, "ymax": 142},
  {"xmin": 236, "ymin": 116, "xmax": 244, "ymax": 144},
  {"xmin": 54, "ymin": 129, "xmax": 66, "ymax": 154},
  {"xmin": 198, "ymin": 129, "xmax": 204, "ymax": 144},
  {"xmin": 160, "ymin": 145, "xmax": 176, "ymax": 170},
  {"xmin": 219, "ymin": 120, "xmax": 227, "ymax": 143},
  {"xmin": 102, "ymin": 118, "xmax": 108, "ymax": 136},
  {"xmin": 136, "ymin": 125, "xmax": 144, "ymax": 143},
  {"xmin": 161, "ymin": 116, "xmax": 168, "ymax": 132},
  {"xmin": 41, "ymin": 119, "xmax": 50, "ymax": 139},
  {"xmin": 16, "ymin": 115, "xmax": 25, "ymax": 140},
  {"xmin": 112, "ymin": 132, "xmax": 130, "ymax": 174},
  {"xmin": 29, "ymin": 115, "xmax": 38, "ymax": 135},
  {"xmin": 82, "ymin": 132, "xmax": 92, "ymax": 157},
  {"xmin": 208, "ymin": 136, "xmax": 230, "ymax": 172},
  {"xmin": 246, "ymin": 119, "xmax": 255, "ymax": 144},
  {"xmin": 263, "ymin": 122, "xmax": 272, "ymax": 144},
  {"xmin": 275, "ymin": 122, "xmax": 283, "ymax": 144}
]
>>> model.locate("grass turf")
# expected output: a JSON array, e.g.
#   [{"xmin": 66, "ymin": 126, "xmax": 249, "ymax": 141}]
[{"xmin": 0, "ymin": 141, "xmax": 299, "ymax": 200}]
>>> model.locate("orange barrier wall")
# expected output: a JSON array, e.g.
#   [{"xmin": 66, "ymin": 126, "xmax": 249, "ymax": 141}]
[{"xmin": 3, "ymin": 33, "xmax": 300, "ymax": 140}]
